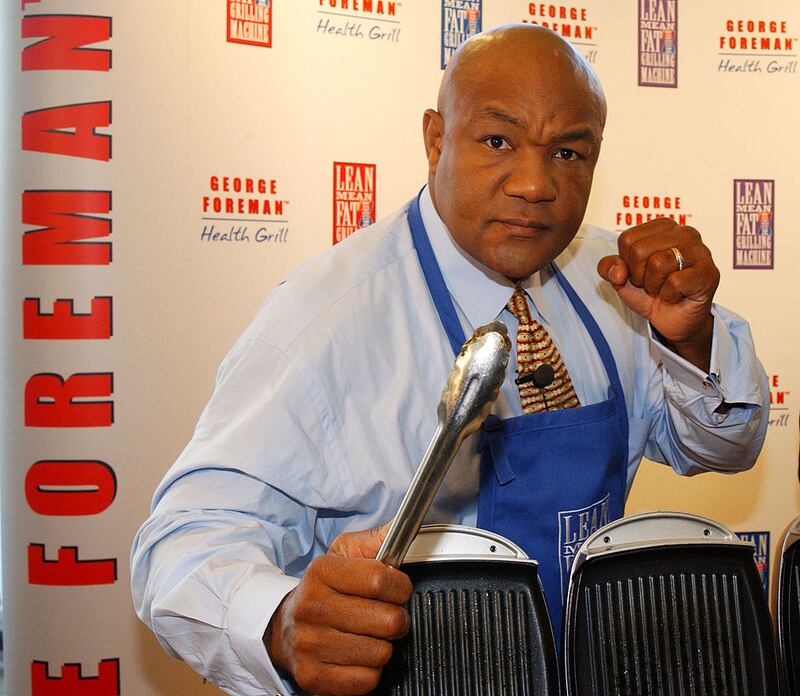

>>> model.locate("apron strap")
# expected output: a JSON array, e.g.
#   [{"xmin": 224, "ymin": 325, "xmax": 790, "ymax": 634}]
[
  {"xmin": 408, "ymin": 192, "xmax": 467, "ymax": 357},
  {"xmin": 552, "ymin": 264, "xmax": 630, "ymax": 451}
]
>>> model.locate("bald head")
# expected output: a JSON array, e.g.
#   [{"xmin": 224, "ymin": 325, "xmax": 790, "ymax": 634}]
[
  {"xmin": 438, "ymin": 24, "xmax": 606, "ymax": 128},
  {"xmin": 422, "ymin": 23, "xmax": 608, "ymax": 281}
]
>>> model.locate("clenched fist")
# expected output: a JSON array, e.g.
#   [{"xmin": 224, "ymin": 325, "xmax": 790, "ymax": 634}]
[
  {"xmin": 597, "ymin": 217, "xmax": 720, "ymax": 371},
  {"xmin": 264, "ymin": 523, "xmax": 412, "ymax": 696}
]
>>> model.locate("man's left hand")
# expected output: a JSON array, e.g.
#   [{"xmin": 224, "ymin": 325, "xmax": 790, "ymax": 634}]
[{"xmin": 597, "ymin": 218, "xmax": 720, "ymax": 372}]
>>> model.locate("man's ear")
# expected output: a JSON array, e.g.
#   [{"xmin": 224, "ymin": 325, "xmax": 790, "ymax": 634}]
[{"xmin": 422, "ymin": 109, "xmax": 444, "ymax": 173}]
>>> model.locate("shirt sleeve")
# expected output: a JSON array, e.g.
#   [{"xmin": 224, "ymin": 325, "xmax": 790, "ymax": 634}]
[
  {"xmin": 131, "ymin": 336, "xmax": 345, "ymax": 696},
  {"xmin": 641, "ymin": 303, "xmax": 770, "ymax": 475}
]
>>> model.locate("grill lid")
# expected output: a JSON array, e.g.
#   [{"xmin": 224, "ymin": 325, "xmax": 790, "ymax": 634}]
[
  {"xmin": 569, "ymin": 510, "xmax": 753, "ymax": 572},
  {"xmin": 402, "ymin": 524, "xmax": 532, "ymax": 564}
]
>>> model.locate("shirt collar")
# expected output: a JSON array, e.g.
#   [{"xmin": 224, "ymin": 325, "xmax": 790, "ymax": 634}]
[{"xmin": 418, "ymin": 186, "xmax": 554, "ymax": 327}]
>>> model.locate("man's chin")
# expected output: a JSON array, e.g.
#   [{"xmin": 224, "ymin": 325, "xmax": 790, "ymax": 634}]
[
  {"xmin": 487, "ymin": 259, "xmax": 550, "ymax": 282},
  {"xmin": 483, "ymin": 246, "xmax": 556, "ymax": 281},
  {"xmin": 486, "ymin": 233, "xmax": 578, "ymax": 280}
]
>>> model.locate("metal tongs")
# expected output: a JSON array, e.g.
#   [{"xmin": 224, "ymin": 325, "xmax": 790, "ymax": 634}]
[{"xmin": 377, "ymin": 321, "xmax": 511, "ymax": 568}]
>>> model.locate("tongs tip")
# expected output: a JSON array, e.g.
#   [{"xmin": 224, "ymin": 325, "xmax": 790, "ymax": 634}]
[{"xmin": 463, "ymin": 320, "xmax": 511, "ymax": 352}]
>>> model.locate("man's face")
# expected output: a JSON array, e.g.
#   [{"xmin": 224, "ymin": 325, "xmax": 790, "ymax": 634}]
[{"xmin": 425, "ymin": 44, "xmax": 605, "ymax": 280}]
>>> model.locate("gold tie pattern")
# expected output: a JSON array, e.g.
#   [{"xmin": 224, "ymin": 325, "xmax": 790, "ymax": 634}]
[{"xmin": 507, "ymin": 288, "xmax": 580, "ymax": 414}]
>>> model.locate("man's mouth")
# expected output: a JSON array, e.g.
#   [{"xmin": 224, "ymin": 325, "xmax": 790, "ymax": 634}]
[{"xmin": 496, "ymin": 219, "xmax": 550, "ymax": 235}]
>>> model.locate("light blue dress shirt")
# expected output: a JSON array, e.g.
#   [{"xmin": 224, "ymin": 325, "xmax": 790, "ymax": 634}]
[{"xmin": 131, "ymin": 188, "xmax": 769, "ymax": 696}]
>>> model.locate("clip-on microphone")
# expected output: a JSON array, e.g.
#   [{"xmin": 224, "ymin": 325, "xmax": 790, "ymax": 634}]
[{"xmin": 515, "ymin": 363, "xmax": 555, "ymax": 389}]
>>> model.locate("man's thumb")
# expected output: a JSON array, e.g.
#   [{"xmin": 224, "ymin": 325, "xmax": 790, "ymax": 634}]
[
  {"xmin": 597, "ymin": 255, "xmax": 628, "ymax": 287},
  {"xmin": 328, "ymin": 519, "xmax": 394, "ymax": 559}
]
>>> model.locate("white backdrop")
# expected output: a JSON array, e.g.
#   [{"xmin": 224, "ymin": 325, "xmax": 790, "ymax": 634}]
[{"xmin": 5, "ymin": 1, "xmax": 799, "ymax": 694}]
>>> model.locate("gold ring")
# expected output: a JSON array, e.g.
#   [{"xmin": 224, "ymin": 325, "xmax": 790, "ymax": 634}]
[{"xmin": 670, "ymin": 247, "xmax": 684, "ymax": 272}]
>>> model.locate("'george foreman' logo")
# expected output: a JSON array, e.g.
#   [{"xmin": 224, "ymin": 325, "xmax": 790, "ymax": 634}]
[
  {"xmin": 768, "ymin": 374, "xmax": 791, "ymax": 428},
  {"xmin": 638, "ymin": 0, "xmax": 678, "ymax": 88},
  {"xmin": 333, "ymin": 162, "xmax": 376, "ymax": 245},
  {"xmin": 228, "ymin": 0, "xmax": 272, "ymax": 48},
  {"xmin": 316, "ymin": 0, "xmax": 402, "ymax": 44},
  {"xmin": 441, "ymin": 0, "xmax": 482, "ymax": 69},
  {"xmin": 717, "ymin": 18, "xmax": 798, "ymax": 75},
  {"xmin": 720, "ymin": 18, "xmax": 794, "ymax": 53},
  {"xmin": 522, "ymin": 3, "xmax": 599, "ymax": 65},
  {"xmin": 733, "ymin": 179, "xmax": 774, "ymax": 269},
  {"xmin": 615, "ymin": 193, "xmax": 688, "ymax": 229}
]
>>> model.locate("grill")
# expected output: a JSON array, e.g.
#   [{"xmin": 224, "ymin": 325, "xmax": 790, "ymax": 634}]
[
  {"xmin": 777, "ymin": 515, "xmax": 800, "ymax": 694},
  {"xmin": 373, "ymin": 526, "xmax": 559, "ymax": 696},
  {"xmin": 564, "ymin": 512, "xmax": 780, "ymax": 696}
]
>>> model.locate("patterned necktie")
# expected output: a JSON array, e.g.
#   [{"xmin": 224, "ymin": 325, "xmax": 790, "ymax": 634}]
[{"xmin": 507, "ymin": 288, "xmax": 580, "ymax": 414}]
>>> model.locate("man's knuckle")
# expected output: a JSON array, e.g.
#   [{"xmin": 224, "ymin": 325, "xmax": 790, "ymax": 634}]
[
  {"xmin": 329, "ymin": 529, "xmax": 357, "ymax": 555},
  {"xmin": 628, "ymin": 243, "xmax": 648, "ymax": 264},
  {"xmin": 352, "ymin": 668, "xmax": 382, "ymax": 693},
  {"xmin": 372, "ymin": 639, "xmax": 394, "ymax": 666},
  {"xmin": 293, "ymin": 663, "xmax": 318, "ymax": 691},
  {"xmin": 682, "ymin": 225, "xmax": 701, "ymax": 240},
  {"xmin": 383, "ymin": 607, "xmax": 409, "ymax": 637},
  {"xmin": 385, "ymin": 568, "xmax": 412, "ymax": 599},
  {"xmin": 365, "ymin": 565, "xmax": 388, "ymax": 597},
  {"xmin": 306, "ymin": 556, "xmax": 329, "ymax": 581},
  {"xmin": 698, "ymin": 242, "xmax": 716, "ymax": 264},
  {"xmin": 294, "ymin": 592, "xmax": 327, "ymax": 624},
  {"xmin": 664, "ymin": 275, "xmax": 682, "ymax": 295},
  {"xmin": 396, "ymin": 572, "xmax": 413, "ymax": 600},
  {"xmin": 293, "ymin": 627, "xmax": 319, "ymax": 656},
  {"xmin": 650, "ymin": 252, "xmax": 670, "ymax": 273}
]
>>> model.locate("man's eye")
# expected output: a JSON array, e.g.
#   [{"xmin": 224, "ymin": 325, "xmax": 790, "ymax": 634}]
[
  {"xmin": 555, "ymin": 148, "xmax": 580, "ymax": 160},
  {"xmin": 485, "ymin": 136, "xmax": 509, "ymax": 150}
]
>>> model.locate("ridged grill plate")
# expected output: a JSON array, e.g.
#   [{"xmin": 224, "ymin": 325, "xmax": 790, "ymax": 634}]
[
  {"xmin": 566, "ymin": 545, "xmax": 779, "ymax": 695},
  {"xmin": 373, "ymin": 559, "xmax": 559, "ymax": 696}
]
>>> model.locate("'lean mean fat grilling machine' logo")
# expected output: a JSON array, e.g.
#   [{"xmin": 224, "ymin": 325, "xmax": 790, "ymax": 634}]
[
  {"xmin": 442, "ymin": 0, "xmax": 482, "ymax": 69},
  {"xmin": 228, "ymin": 0, "xmax": 272, "ymax": 47},
  {"xmin": 638, "ymin": 0, "xmax": 678, "ymax": 87},
  {"xmin": 333, "ymin": 162, "xmax": 376, "ymax": 245},
  {"xmin": 558, "ymin": 494, "xmax": 610, "ymax": 598},
  {"xmin": 734, "ymin": 179, "xmax": 774, "ymax": 269}
]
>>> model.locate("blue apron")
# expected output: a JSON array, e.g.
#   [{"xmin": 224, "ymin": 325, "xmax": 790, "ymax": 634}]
[{"xmin": 407, "ymin": 194, "xmax": 629, "ymax": 644}]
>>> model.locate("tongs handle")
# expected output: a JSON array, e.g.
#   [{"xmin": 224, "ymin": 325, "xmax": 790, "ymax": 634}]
[
  {"xmin": 376, "ymin": 321, "xmax": 510, "ymax": 568},
  {"xmin": 376, "ymin": 421, "xmax": 455, "ymax": 568}
]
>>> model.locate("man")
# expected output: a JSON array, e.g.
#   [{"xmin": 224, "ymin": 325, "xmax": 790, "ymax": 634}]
[{"xmin": 132, "ymin": 25, "xmax": 768, "ymax": 696}]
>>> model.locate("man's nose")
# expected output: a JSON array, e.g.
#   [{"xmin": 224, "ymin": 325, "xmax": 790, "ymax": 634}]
[{"xmin": 503, "ymin": 152, "xmax": 557, "ymax": 203}]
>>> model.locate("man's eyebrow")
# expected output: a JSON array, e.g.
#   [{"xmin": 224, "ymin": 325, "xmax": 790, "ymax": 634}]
[
  {"xmin": 475, "ymin": 108, "xmax": 527, "ymax": 129},
  {"xmin": 474, "ymin": 109, "xmax": 600, "ymax": 143},
  {"xmin": 556, "ymin": 127, "xmax": 599, "ymax": 143}
]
